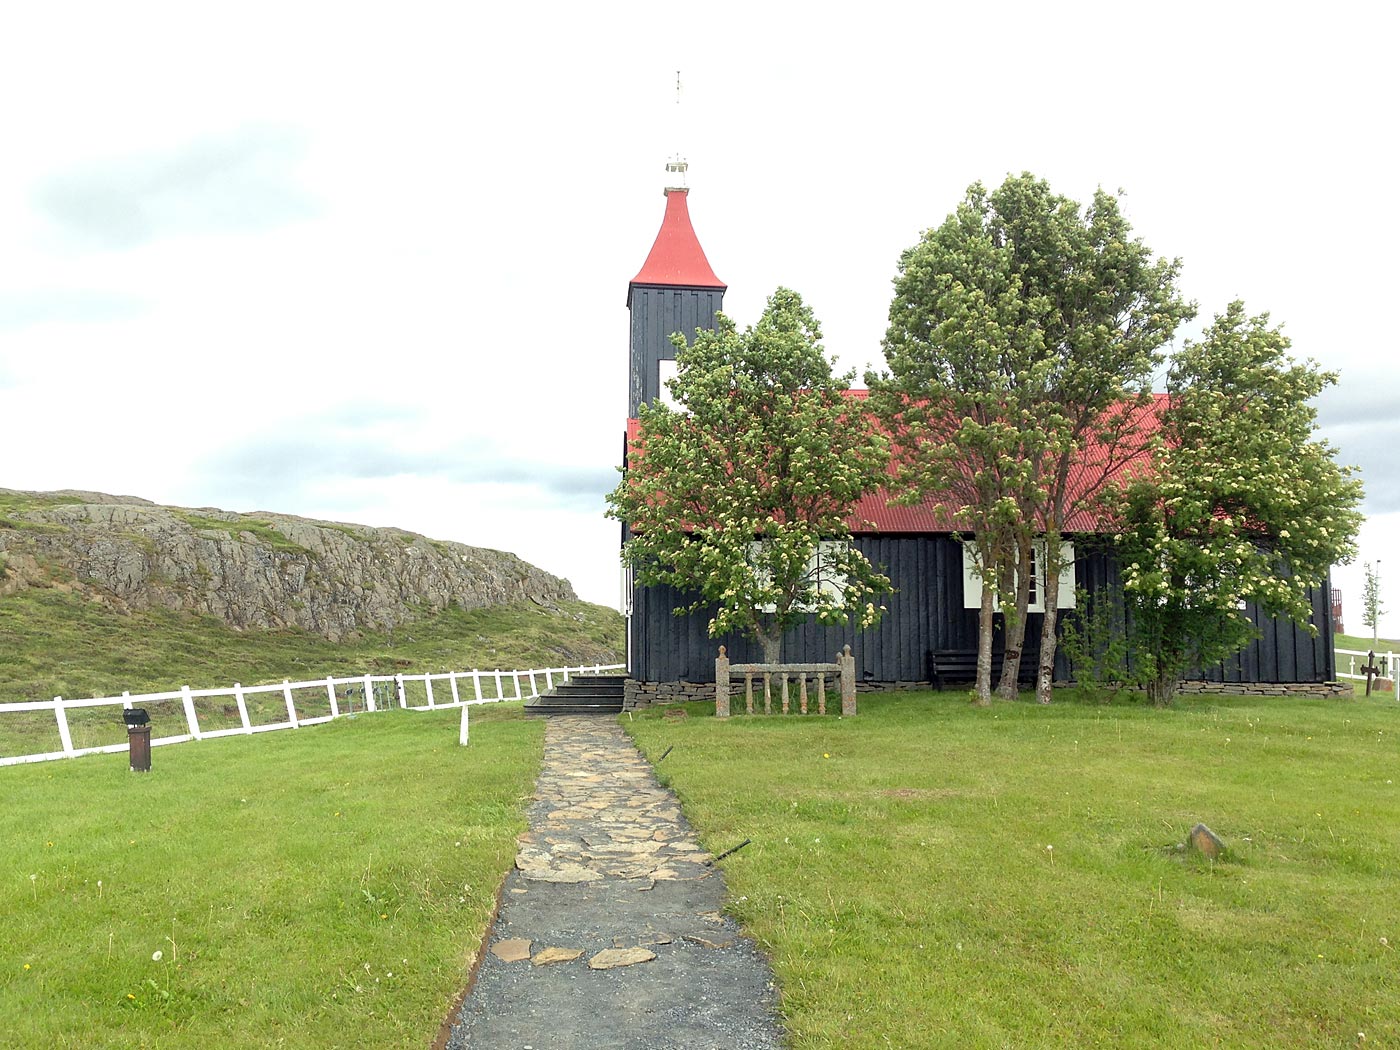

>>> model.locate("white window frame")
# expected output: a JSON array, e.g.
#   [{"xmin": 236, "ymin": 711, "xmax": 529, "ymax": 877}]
[
  {"xmin": 962, "ymin": 539, "xmax": 1076, "ymax": 612},
  {"xmin": 750, "ymin": 539, "xmax": 850, "ymax": 613},
  {"xmin": 658, "ymin": 358, "xmax": 680, "ymax": 411}
]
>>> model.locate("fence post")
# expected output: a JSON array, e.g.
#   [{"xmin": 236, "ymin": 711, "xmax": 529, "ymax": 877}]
[
  {"xmin": 182, "ymin": 685, "xmax": 203, "ymax": 740},
  {"xmin": 459, "ymin": 703, "xmax": 470, "ymax": 746},
  {"xmin": 513, "ymin": 672, "xmax": 522, "ymax": 700},
  {"xmin": 326, "ymin": 677, "xmax": 340, "ymax": 718},
  {"xmin": 472, "ymin": 669, "xmax": 483, "ymax": 701},
  {"xmin": 840, "ymin": 645, "xmax": 857, "ymax": 716},
  {"xmin": 715, "ymin": 646, "xmax": 730, "ymax": 718},
  {"xmin": 496, "ymin": 669, "xmax": 505, "ymax": 699},
  {"xmin": 449, "ymin": 672, "xmax": 461, "ymax": 706},
  {"xmin": 527, "ymin": 670, "xmax": 537, "ymax": 698},
  {"xmin": 54, "ymin": 697, "xmax": 74, "ymax": 755},
  {"xmin": 425, "ymin": 675, "xmax": 436, "ymax": 708},
  {"xmin": 396, "ymin": 674, "xmax": 406, "ymax": 708},
  {"xmin": 233, "ymin": 684, "xmax": 251, "ymax": 732},
  {"xmin": 364, "ymin": 673, "xmax": 377, "ymax": 712},
  {"xmin": 282, "ymin": 681, "xmax": 300, "ymax": 728},
  {"xmin": 546, "ymin": 669, "xmax": 555, "ymax": 692}
]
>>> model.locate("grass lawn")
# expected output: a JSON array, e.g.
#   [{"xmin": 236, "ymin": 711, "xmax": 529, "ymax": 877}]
[
  {"xmin": 2, "ymin": 704, "xmax": 542, "ymax": 1049},
  {"xmin": 627, "ymin": 691, "xmax": 1400, "ymax": 1048}
]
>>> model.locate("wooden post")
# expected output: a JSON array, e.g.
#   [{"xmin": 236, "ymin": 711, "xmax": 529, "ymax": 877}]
[
  {"xmin": 817, "ymin": 674, "xmax": 826, "ymax": 716},
  {"xmin": 283, "ymin": 681, "xmax": 300, "ymax": 727},
  {"xmin": 363, "ymin": 673, "xmax": 376, "ymax": 712},
  {"xmin": 715, "ymin": 646, "xmax": 730, "ymax": 719},
  {"xmin": 840, "ymin": 645, "xmax": 857, "ymax": 716},
  {"xmin": 424, "ymin": 675, "xmax": 436, "ymax": 708},
  {"xmin": 233, "ymin": 684, "xmax": 251, "ymax": 731},
  {"xmin": 745, "ymin": 673, "xmax": 754, "ymax": 715},
  {"xmin": 449, "ymin": 672, "xmax": 461, "ymax": 706},
  {"xmin": 326, "ymin": 677, "xmax": 340, "ymax": 718},
  {"xmin": 183, "ymin": 685, "xmax": 204, "ymax": 739},
  {"xmin": 54, "ymin": 697, "xmax": 74, "ymax": 755}
]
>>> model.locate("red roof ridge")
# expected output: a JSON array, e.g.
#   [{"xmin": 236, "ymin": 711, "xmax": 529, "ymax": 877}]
[{"xmin": 630, "ymin": 188, "xmax": 726, "ymax": 290}]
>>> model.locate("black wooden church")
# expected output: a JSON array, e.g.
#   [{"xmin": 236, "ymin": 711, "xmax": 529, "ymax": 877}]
[{"xmin": 619, "ymin": 178, "xmax": 1338, "ymax": 693}]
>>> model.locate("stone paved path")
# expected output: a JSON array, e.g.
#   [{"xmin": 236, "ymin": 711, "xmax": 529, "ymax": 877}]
[{"xmin": 444, "ymin": 716, "xmax": 784, "ymax": 1050}]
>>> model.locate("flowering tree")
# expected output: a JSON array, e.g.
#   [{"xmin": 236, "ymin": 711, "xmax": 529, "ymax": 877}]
[
  {"xmin": 1115, "ymin": 301, "xmax": 1364, "ymax": 705},
  {"xmin": 607, "ymin": 288, "xmax": 891, "ymax": 663},
  {"xmin": 872, "ymin": 173, "xmax": 1192, "ymax": 703}
]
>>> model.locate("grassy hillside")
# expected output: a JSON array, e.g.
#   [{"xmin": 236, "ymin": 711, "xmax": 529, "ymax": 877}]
[{"xmin": 0, "ymin": 586, "xmax": 623, "ymax": 704}]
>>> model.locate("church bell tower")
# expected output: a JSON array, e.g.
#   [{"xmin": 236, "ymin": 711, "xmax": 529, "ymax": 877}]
[{"xmin": 626, "ymin": 161, "xmax": 726, "ymax": 416}]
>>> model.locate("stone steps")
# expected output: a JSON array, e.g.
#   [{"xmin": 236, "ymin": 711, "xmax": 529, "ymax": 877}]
[{"xmin": 524, "ymin": 675, "xmax": 626, "ymax": 716}]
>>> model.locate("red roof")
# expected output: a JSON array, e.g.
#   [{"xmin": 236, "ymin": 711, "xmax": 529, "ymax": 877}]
[
  {"xmin": 625, "ymin": 392, "xmax": 1165, "ymax": 535},
  {"xmin": 630, "ymin": 189, "xmax": 726, "ymax": 290}
]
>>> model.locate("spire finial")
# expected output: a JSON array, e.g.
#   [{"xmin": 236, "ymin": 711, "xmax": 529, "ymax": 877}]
[{"xmin": 665, "ymin": 69, "xmax": 688, "ymax": 191}]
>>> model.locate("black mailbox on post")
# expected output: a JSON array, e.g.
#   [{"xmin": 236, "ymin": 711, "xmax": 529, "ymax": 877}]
[{"xmin": 124, "ymin": 708, "xmax": 152, "ymax": 771}]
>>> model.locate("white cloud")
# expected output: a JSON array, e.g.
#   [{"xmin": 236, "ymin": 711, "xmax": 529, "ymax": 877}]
[{"xmin": 0, "ymin": 0, "xmax": 1395, "ymax": 621}]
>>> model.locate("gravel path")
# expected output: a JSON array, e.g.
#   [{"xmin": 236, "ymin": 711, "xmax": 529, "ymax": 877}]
[{"xmin": 443, "ymin": 716, "xmax": 784, "ymax": 1050}]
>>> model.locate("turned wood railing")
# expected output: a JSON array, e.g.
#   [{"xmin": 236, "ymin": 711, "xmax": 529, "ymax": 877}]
[{"xmin": 714, "ymin": 644, "xmax": 856, "ymax": 718}]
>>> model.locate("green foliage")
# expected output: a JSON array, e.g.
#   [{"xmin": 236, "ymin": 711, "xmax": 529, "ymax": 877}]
[
  {"xmin": 608, "ymin": 288, "xmax": 891, "ymax": 660},
  {"xmin": 1, "ymin": 706, "xmax": 542, "ymax": 1048},
  {"xmin": 870, "ymin": 172, "xmax": 1193, "ymax": 702},
  {"xmin": 1115, "ymin": 302, "xmax": 1365, "ymax": 705},
  {"xmin": 628, "ymin": 692, "xmax": 1400, "ymax": 1048},
  {"xmin": 1057, "ymin": 585, "xmax": 1133, "ymax": 700}
]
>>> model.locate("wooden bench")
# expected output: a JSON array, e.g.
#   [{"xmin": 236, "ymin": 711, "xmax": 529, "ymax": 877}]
[{"xmin": 931, "ymin": 649, "xmax": 1040, "ymax": 690}]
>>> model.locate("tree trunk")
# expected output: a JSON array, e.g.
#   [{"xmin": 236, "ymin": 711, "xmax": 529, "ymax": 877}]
[
  {"xmin": 974, "ymin": 583, "xmax": 995, "ymax": 706},
  {"xmin": 1035, "ymin": 566, "xmax": 1060, "ymax": 705},
  {"xmin": 996, "ymin": 539, "xmax": 1032, "ymax": 700},
  {"xmin": 1146, "ymin": 672, "xmax": 1177, "ymax": 708},
  {"xmin": 757, "ymin": 624, "xmax": 782, "ymax": 664}
]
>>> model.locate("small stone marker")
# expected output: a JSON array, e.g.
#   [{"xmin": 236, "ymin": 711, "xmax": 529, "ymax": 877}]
[
  {"xmin": 490, "ymin": 937, "xmax": 533, "ymax": 962},
  {"xmin": 682, "ymin": 934, "xmax": 735, "ymax": 950},
  {"xmin": 1187, "ymin": 823, "xmax": 1225, "ymax": 860},
  {"xmin": 531, "ymin": 946, "xmax": 584, "ymax": 966},
  {"xmin": 588, "ymin": 946, "xmax": 656, "ymax": 970}
]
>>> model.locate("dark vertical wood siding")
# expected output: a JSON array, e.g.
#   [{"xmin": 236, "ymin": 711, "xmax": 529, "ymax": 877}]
[
  {"xmin": 628, "ymin": 284, "xmax": 725, "ymax": 416},
  {"xmin": 630, "ymin": 536, "xmax": 1335, "ymax": 686}
]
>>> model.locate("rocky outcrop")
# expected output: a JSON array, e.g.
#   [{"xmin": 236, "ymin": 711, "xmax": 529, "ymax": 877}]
[{"xmin": 0, "ymin": 488, "xmax": 576, "ymax": 641}]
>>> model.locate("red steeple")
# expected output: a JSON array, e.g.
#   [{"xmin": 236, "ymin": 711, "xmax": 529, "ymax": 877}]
[{"xmin": 629, "ymin": 188, "xmax": 726, "ymax": 289}]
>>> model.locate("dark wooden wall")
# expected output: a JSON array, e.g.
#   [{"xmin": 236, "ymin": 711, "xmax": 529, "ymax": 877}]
[
  {"xmin": 628, "ymin": 535, "xmax": 1336, "ymax": 685},
  {"xmin": 628, "ymin": 284, "xmax": 725, "ymax": 416}
]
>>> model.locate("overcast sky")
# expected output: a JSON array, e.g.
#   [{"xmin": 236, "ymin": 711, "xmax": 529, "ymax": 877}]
[{"xmin": 2, "ymin": 2, "xmax": 1395, "ymax": 636}]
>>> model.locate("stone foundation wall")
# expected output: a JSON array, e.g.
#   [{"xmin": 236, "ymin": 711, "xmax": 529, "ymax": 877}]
[
  {"xmin": 1173, "ymin": 680, "xmax": 1351, "ymax": 698},
  {"xmin": 623, "ymin": 680, "xmax": 716, "ymax": 710},
  {"xmin": 624, "ymin": 678, "xmax": 937, "ymax": 709}
]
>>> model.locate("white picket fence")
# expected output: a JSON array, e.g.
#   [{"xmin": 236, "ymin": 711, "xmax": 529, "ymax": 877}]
[
  {"xmin": 1336, "ymin": 647, "xmax": 1395, "ymax": 685},
  {"xmin": 0, "ymin": 662, "xmax": 624, "ymax": 767}
]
